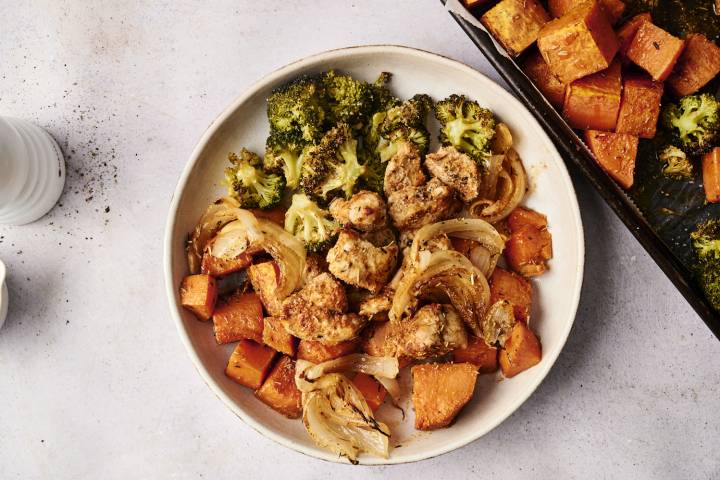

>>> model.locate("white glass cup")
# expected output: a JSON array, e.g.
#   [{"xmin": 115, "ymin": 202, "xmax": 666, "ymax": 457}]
[{"xmin": 0, "ymin": 117, "xmax": 65, "ymax": 225}]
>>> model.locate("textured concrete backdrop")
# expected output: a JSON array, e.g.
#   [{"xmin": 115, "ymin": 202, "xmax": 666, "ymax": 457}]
[{"xmin": 0, "ymin": 1, "xmax": 718, "ymax": 478}]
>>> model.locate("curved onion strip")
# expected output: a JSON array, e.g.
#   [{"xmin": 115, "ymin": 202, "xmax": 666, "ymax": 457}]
[
  {"xmin": 253, "ymin": 219, "xmax": 306, "ymax": 298},
  {"xmin": 374, "ymin": 375, "xmax": 402, "ymax": 408},
  {"xmin": 186, "ymin": 196, "xmax": 242, "ymax": 273},
  {"xmin": 303, "ymin": 354, "xmax": 399, "ymax": 381},
  {"xmin": 478, "ymin": 154, "xmax": 505, "ymax": 198},
  {"xmin": 491, "ymin": 122, "xmax": 513, "ymax": 155},
  {"xmin": 210, "ymin": 210, "xmax": 264, "ymax": 259},
  {"xmin": 409, "ymin": 218, "xmax": 504, "ymax": 267},
  {"xmin": 468, "ymin": 245, "xmax": 497, "ymax": 278},
  {"xmin": 470, "ymin": 148, "xmax": 527, "ymax": 224}
]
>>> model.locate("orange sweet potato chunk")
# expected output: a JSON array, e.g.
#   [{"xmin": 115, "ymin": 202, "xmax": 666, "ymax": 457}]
[
  {"xmin": 505, "ymin": 208, "xmax": 553, "ymax": 277},
  {"xmin": 247, "ymin": 261, "xmax": 284, "ymax": 317},
  {"xmin": 626, "ymin": 22, "xmax": 685, "ymax": 81},
  {"xmin": 352, "ymin": 373, "xmax": 387, "ymax": 411},
  {"xmin": 262, "ymin": 316, "xmax": 298, "ymax": 357},
  {"xmin": 616, "ymin": 73, "xmax": 664, "ymax": 138},
  {"xmin": 462, "ymin": 0, "xmax": 492, "ymax": 9},
  {"xmin": 521, "ymin": 50, "xmax": 567, "ymax": 109},
  {"xmin": 212, "ymin": 292, "xmax": 264, "ymax": 344},
  {"xmin": 179, "ymin": 274, "xmax": 217, "ymax": 321},
  {"xmin": 537, "ymin": 0, "xmax": 619, "ymax": 84},
  {"xmin": 225, "ymin": 340, "xmax": 277, "ymax": 389},
  {"xmin": 412, "ymin": 363, "xmax": 478, "ymax": 430},
  {"xmin": 499, "ymin": 322, "xmax": 542, "ymax": 378},
  {"xmin": 562, "ymin": 59, "xmax": 622, "ymax": 131},
  {"xmin": 507, "ymin": 207, "xmax": 548, "ymax": 230},
  {"xmin": 481, "ymin": 0, "xmax": 551, "ymax": 57},
  {"xmin": 201, "ymin": 251, "xmax": 253, "ymax": 277},
  {"xmin": 297, "ymin": 339, "xmax": 358, "ymax": 364},
  {"xmin": 548, "ymin": 0, "xmax": 625, "ymax": 24},
  {"xmin": 489, "ymin": 267, "xmax": 532, "ymax": 322},
  {"xmin": 584, "ymin": 130, "xmax": 638, "ymax": 189},
  {"xmin": 255, "ymin": 355, "xmax": 302, "ymax": 418},
  {"xmin": 617, "ymin": 13, "xmax": 652, "ymax": 61},
  {"xmin": 452, "ymin": 336, "xmax": 499, "ymax": 374},
  {"xmin": 667, "ymin": 34, "xmax": 720, "ymax": 97},
  {"xmin": 702, "ymin": 147, "xmax": 720, "ymax": 203}
]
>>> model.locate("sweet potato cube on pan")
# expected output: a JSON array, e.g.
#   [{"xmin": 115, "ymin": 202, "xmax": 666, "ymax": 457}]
[
  {"xmin": 616, "ymin": 74, "xmax": 664, "ymax": 138},
  {"xmin": 521, "ymin": 50, "xmax": 567, "ymax": 109},
  {"xmin": 412, "ymin": 363, "xmax": 478, "ymax": 430},
  {"xmin": 452, "ymin": 336, "xmax": 499, "ymax": 374},
  {"xmin": 489, "ymin": 267, "xmax": 532, "ymax": 322},
  {"xmin": 297, "ymin": 339, "xmax": 358, "ymax": 364},
  {"xmin": 352, "ymin": 373, "xmax": 387, "ymax": 411},
  {"xmin": 499, "ymin": 322, "xmax": 542, "ymax": 378},
  {"xmin": 537, "ymin": 0, "xmax": 618, "ymax": 84},
  {"xmin": 702, "ymin": 147, "xmax": 720, "ymax": 203},
  {"xmin": 262, "ymin": 316, "xmax": 297, "ymax": 356},
  {"xmin": 179, "ymin": 274, "xmax": 217, "ymax": 321},
  {"xmin": 617, "ymin": 13, "xmax": 652, "ymax": 61},
  {"xmin": 247, "ymin": 261, "xmax": 284, "ymax": 316},
  {"xmin": 562, "ymin": 59, "xmax": 622, "ymax": 131},
  {"xmin": 548, "ymin": 0, "xmax": 625, "ymax": 25},
  {"xmin": 462, "ymin": 0, "xmax": 492, "ymax": 9},
  {"xmin": 626, "ymin": 22, "xmax": 685, "ymax": 81},
  {"xmin": 505, "ymin": 207, "xmax": 553, "ymax": 277},
  {"xmin": 584, "ymin": 130, "xmax": 638, "ymax": 189},
  {"xmin": 481, "ymin": 0, "xmax": 551, "ymax": 57},
  {"xmin": 201, "ymin": 251, "xmax": 252, "ymax": 277},
  {"xmin": 255, "ymin": 355, "xmax": 302, "ymax": 418},
  {"xmin": 667, "ymin": 34, "xmax": 720, "ymax": 97},
  {"xmin": 225, "ymin": 340, "xmax": 277, "ymax": 390},
  {"xmin": 212, "ymin": 292, "xmax": 264, "ymax": 344}
]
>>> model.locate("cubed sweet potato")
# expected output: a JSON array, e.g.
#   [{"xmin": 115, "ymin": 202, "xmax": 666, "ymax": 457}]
[
  {"xmin": 201, "ymin": 251, "xmax": 253, "ymax": 277},
  {"xmin": 452, "ymin": 337, "xmax": 498, "ymax": 374},
  {"xmin": 548, "ymin": 0, "xmax": 625, "ymax": 24},
  {"xmin": 297, "ymin": 339, "xmax": 358, "ymax": 364},
  {"xmin": 225, "ymin": 340, "xmax": 277, "ymax": 389},
  {"xmin": 247, "ymin": 261, "xmax": 284, "ymax": 316},
  {"xmin": 617, "ymin": 13, "xmax": 652, "ymax": 61},
  {"xmin": 352, "ymin": 373, "xmax": 387, "ymax": 411},
  {"xmin": 249, "ymin": 207, "xmax": 286, "ymax": 226},
  {"xmin": 615, "ymin": 73, "xmax": 664, "ymax": 138},
  {"xmin": 584, "ymin": 130, "xmax": 638, "ymax": 188},
  {"xmin": 505, "ymin": 207, "xmax": 553, "ymax": 277},
  {"xmin": 255, "ymin": 355, "xmax": 302, "ymax": 418},
  {"xmin": 499, "ymin": 322, "xmax": 542, "ymax": 378},
  {"xmin": 481, "ymin": 0, "xmax": 551, "ymax": 57},
  {"xmin": 212, "ymin": 292, "xmax": 264, "ymax": 344},
  {"xmin": 537, "ymin": 0, "xmax": 619, "ymax": 84},
  {"xmin": 262, "ymin": 316, "xmax": 298, "ymax": 357},
  {"xmin": 490, "ymin": 267, "xmax": 532, "ymax": 322},
  {"xmin": 702, "ymin": 147, "xmax": 720, "ymax": 203},
  {"xmin": 462, "ymin": 0, "xmax": 491, "ymax": 9},
  {"xmin": 667, "ymin": 34, "xmax": 720, "ymax": 97},
  {"xmin": 412, "ymin": 363, "xmax": 478, "ymax": 430},
  {"xmin": 521, "ymin": 50, "xmax": 567, "ymax": 109},
  {"xmin": 562, "ymin": 59, "xmax": 622, "ymax": 131},
  {"xmin": 179, "ymin": 274, "xmax": 217, "ymax": 321},
  {"xmin": 626, "ymin": 22, "xmax": 685, "ymax": 81}
]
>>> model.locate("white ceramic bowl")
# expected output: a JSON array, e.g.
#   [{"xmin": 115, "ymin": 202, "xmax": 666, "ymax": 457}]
[{"xmin": 164, "ymin": 46, "xmax": 584, "ymax": 465}]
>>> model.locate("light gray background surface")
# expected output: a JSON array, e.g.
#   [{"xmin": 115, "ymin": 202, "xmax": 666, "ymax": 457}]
[{"xmin": 1, "ymin": 1, "xmax": 719, "ymax": 478}]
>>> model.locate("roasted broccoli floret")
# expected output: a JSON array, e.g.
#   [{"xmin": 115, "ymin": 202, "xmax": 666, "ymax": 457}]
[
  {"xmin": 435, "ymin": 94, "xmax": 496, "ymax": 163},
  {"xmin": 321, "ymin": 70, "xmax": 375, "ymax": 128},
  {"xmin": 225, "ymin": 149, "xmax": 285, "ymax": 209},
  {"xmin": 659, "ymin": 145, "xmax": 695, "ymax": 180},
  {"xmin": 264, "ymin": 130, "xmax": 308, "ymax": 189},
  {"xmin": 662, "ymin": 93, "xmax": 720, "ymax": 156},
  {"xmin": 364, "ymin": 94, "xmax": 432, "ymax": 162},
  {"xmin": 369, "ymin": 72, "xmax": 400, "ymax": 112},
  {"xmin": 300, "ymin": 124, "xmax": 366, "ymax": 201},
  {"xmin": 284, "ymin": 193, "xmax": 339, "ymax": 252},
  {"xmin": 691, "ymin": 219, "xmax": 720, "ymax": 312},
  {"xmin": 267, "ymin": 76, "xmax": 326, "ymax": 143}
]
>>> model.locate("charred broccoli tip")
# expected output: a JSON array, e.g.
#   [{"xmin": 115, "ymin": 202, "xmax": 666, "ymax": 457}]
[
  {"xmin": 435, "ymin": 94, "xmax": 496, "ymax": 163},
  {"xmin": 691, "ymin": 219, "xmax": 720, "ymax": 312},
  {"xmin": 662, "ymin": 93, "xmax": 720, "ymax": 156},
  {"xmin": 659, "ymin": 145, "xmax": 694, "ymax": 180},
  {"xmin": 284, "ymin": 193, "xmax": 339, "ymax": 252},
  {"xmin": 225, "ymin": 149, "xmax": 285, "ymax": 209}
]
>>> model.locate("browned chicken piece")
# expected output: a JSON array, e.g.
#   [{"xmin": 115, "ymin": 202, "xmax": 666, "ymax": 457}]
[
  {"xmin": 361, "ymin": 227, "xmax": 396, "ymax": 249},
  {"xmin": 384, "ymin": 142, "xmax": 426, "ymax": 196},
  {"xmin": 329, "ymin": 190, "xmax": 387, "ymax": 232},
  {"xmin": 387, "ymin": 178, "xmax": 455, "ymax": 230},
  {"xmin": 358, "ymin": 287, "xmax": 394, "ymax": 321},
  {"xmin": 326, "ymin": 230, "xmax": 399, "ymax": 294},
  {"xmin": 425, "ymin": 146, "xmax": 481, "ymax": 203},
  {"xmin": 303, "ymin": 254, "xmax": 328, "ymax": 282},
  {"xmin": 391, "ymin": 304, "xmax": 468, "ymax": 359},
  {"xmin": 281, "ymin": 272, "xmax": 366, "ymax": 343}
]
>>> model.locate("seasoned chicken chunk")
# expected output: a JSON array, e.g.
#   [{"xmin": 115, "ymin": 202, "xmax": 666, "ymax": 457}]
[
  {"xmin": 329, "ymin": 190, "xmax": 387, "ymax": 232},
  {"xmin": 358, "ymin": 287, "xmax": 394, "ymax": 321},
  {"xmin": 326, "ymin": 230, "xmax": 398, "ymax": 293},
  {"xmin": 425, "ymin": 146, "xmax": 481, "ymax": 203},
  {"xmin": 281, "ymin": 273, "xmax": 366, "ymax": 343},
  {"xmin": 384, "ymin": 142, "xmax": 426, "ymax": 196},
  {"xmin": 392, "ymin": 304, "xmax": 468, "ymax": 359},
  {"xmin": 387, "ymin": 178, "xmax": 455, "ymax": 230}
]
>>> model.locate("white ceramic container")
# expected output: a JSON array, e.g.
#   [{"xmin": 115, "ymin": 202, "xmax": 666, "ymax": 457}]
[
  {"xmin": 0, "ymin": 117, "xmax": 65, "ymax": 225},
  {"xmin": 164, "ymin": 46, "xmax": 585, "ymax": 464}
]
